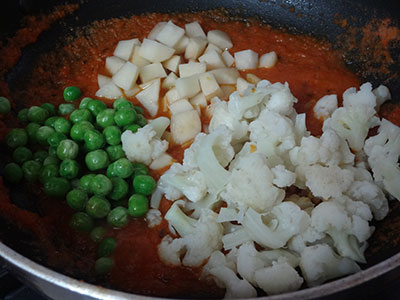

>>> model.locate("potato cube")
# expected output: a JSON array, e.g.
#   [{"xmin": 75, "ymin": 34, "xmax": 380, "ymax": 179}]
[
  {"xmin": 220, "ymin": 85, "xmax": 236, "ymax": 100},
  {"xmin": 171, "ymin": 109, "xmax": 201, "ymax": 144},
  {"xmin": 165, "ymin": 87, "xmax": 182, "ymax": 104},
  {"xmin": 222, "ymin": 50, "xmax": 234, "ymax": 67},
  {"xmin": 174, "ymin": 35, "xmax": 189, "ymax": 54},
  {"xmin": 150, "ymin": 153, "xmax": 173, "ymax": 170},
  {"xmin": 185, "ymin": 21, "xmax": 206, "ymax": 38},
  {"xmin": 178, "ymin": 62, "xmax": 206, "ymax": 78},
  {"xmin": 136, "ymin": 79, "xmax": 160, "ymax": 117},
  {"xmin": 210, "ymin": 68, "xmax": 240, "ymax": 84},
  {"xmin": 97, "ymin": 74, "xmax": 112, "ymax": 88},
  {"xmin": 205, "ymin": 43, "xmax": 222, "ymax": 54},
  {"xmin": 106, "ymin": 56, "xmax": 125, "ymax": 75},
  {"xmin": 207, "ymin": 30, "xmax": 233, "ymax": 49},
  {"xmin": 175, "ymin": 75, "xmax": 200, "ymax": 98},
  {"xmin": 198, "ymin": 50, "xmax": 226, "ymax": 70},
  {"xmin": 140, "ymin": 39, "xmax": 175, "ymax": 63},
  {"xmin": 234, "ymin": 49, "xmax": 259, "ymax": 70},
  {"xmin": 112, "ymin": 61, "xmax": 139, "ymax": 90},
  {"xmin": 237, "ymin": 77, "xmax": 254, "ymax": 95},
  {"xmin": 130, "ymin": 46, "xmax": 151, "ymax": 68},
  {"xmin": 163, "ymin": 55, "xmax": 182, "ymax": 73},
  {"xmin": 95, "ymin": 82, "xmax": 122, "ymax": 99},
  {"xmin": 140, "ymin": 62, "xmax": 167, "ymax": 83},
  {"xmin": 184, "ymin": 37, "xmax": 208, "ymax": 60},
  {"xmin": 190, "ymin": 92, "xmax": 207, "ymax": 109},
  {"xmin": 113, "ymin": 39, "xmax": 140, "ymax": 60},
  {"xmin": 259, "ymin": 51, "xmax": 278, "ymax": 68},
  {"xmin": 169, "ymin": 99, "xmax": 194, "ymax": 115},
  {"xmin": 124, "ymin": 86, "xmax": 140, "ymax": 97},
  {"xmin": 156, "ymin": 21, "xmax": 185, "ymax": 48},
  {"xmin": 148, "ymin": 22, "xmax": 167, "ymax": 40},
  {"xmin": 162, "ymin": 72, "xmax": 178, "ymax": 89},
  {"xmin": 199, "ymin": 72, "xmax": 222, "ymax": 99}
]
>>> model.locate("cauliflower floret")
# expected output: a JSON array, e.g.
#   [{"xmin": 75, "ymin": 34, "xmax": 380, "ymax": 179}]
[
  {"xmin": 342, "ymin": 82, "xmax": 377, "ymax": 108},
  {"xmin": 364, "ymin": 119, "xmax": 400, "ymax": 200},
  {"xmin": 121, "ymin": 121, "xmax": 169, "ymax": 165},
  {"xmin": 203, "ymin": 251, "xmax": 257, "ymax": 299},
  {"xmin": 242, "ymin": 202, "xmax": 310, "ymax": 249},
  {"xmin": 265, "ymin": 83, "xmax": 297, "ymax": 116},
  {"xmin": 221, "ymin": 152, "xmax": 284, "ymax": 212},
  {"xmin": 313, "ymin": 94, "xmax": 338, "ymax": 120},
  {"xmin": 300, "ymin": 243, "xmax": 360, "ymax": 287},
  {"xmin": 160, "ymin": 203, "xmax": 224, "ymax": 267},
  {"xmin": 271, "ymin": 164, "xmax": 296, "ymax": 187},
  {"xmin": 146, "ymin": 209, "xmax": 162, "ymax": 228},
  {"xmin": 372, "ymin": 84, "xmax": 391, "ymax": 109},
  {"xmin": 254, "ymin": 261, "xmax": 303, "ymax": 295},
  {"xmin": 288, "ymin": 225, "xmax": 326, "ymax": 253}
]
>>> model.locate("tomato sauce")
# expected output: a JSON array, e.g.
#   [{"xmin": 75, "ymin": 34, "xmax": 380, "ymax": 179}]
[{"xmin": 0, "ymin": 8, "xmax": 398, "ymax": 299}]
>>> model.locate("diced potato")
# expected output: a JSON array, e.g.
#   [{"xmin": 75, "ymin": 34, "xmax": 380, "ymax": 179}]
[
  {"xmin": 210, "ymin": 68, "xmax": 240, "ymax": 84},
  {"xmin": 149, "ymin": 117, "xmax": 170, "ymax": 138},
  {"xmin": 185, "ymin": 21, "xmax": 206, "ymax": 38},
  {"xmin": 199, "ymin": 72, "xmax": 222, "ymax": 99},
  {"xmin": 237, "ymin": 77, "xmax": 254, "ymax": 95},
  {"xmin": 246, "ymin": 73, "xmax": 261, "ymax": 84},
  {"xmin": 198, "ymin": 50, "xmax": 226, "ymax": 70},
  {"xmin": 205, "ymin": 43, "xmax": 222, "ymax": 54},
  {"xmin": 178, "ymin": 62, "xmax": 206, "ymax": 78},
  {"xmin": 156, "ymin": 21, "xmax": 185, "ymax": 48},
  {"xmin": 149, "ymin": 153, "xmax": 173, "ymax": 170},
  {"xmin": 148, "ymin": 22, "xmax": 167, "ymax": 40},
  {"xmin": 124, "ymin": 86, "xmax": 140, "ymax": 97},
  {"xmin": 184, "ymin": 37, "xmax": 208, "ymax": 60},
  {"xmin": 169, "ymin": 99, "xmax": 193, "ymax": 115},
  {"xmin": 163, "ymin": 55, "xmax": 182, "ymax": 73},
  {"xmin": 106, "ymin": 56, "xmax": 125, "ymax": 75},
  {"xmin": 222, "ymin": 50, "xmax": 234, "ymax": 67},
  {"xmin": 259, "ymin": 51, "xmax": 278, "ymax": 68},
  {"xmin": 175, "ymin": 75, "xmax": 200, "ymax": 98},
  {"xmin": 207, "ymin": 30, "xmax": 233, "ymax": 49},
  {"xmin": 190, "ymin": 92, "xmax": 207, "ymax": 110},
  {"xmin": 113, "ymin": 39, "xmax": 140, "ymax": 60},
  {"xmin": 130, "ymin": 46, "xmax": 151, "ymax": 68},
  {"xmin": 220, "ymin": 85, "xmax": 236, "ymax": 100},
  {"xmin": 95, "ymin": 82, "xmax": 123, "ymax": 99},
  {"xmin": 174, "ymin": 35, "xmax": 189, "ymax": 54},
  {"xmin": 171, "ymin": 109, "xmax": 201, "ymax": 144},
  {"xmin": 165, "ymin": 87, "xmax": 182, "ymax": 104},
  {"xmin": 140, "ymin": 62, "xmax": 167, "ymax": 83},
  {"xmin": 140, "ymin": 39, "xmax": 175, "ymax": 63},
  {"xmin": 234, "ymin": 49, "xmax": 259, "ymax": 70},
  {"xmin": 162, "ymin": 72, "xmax": 178, "ymax": 89},
  {"xmin": 98, "ymin": 74, "xmax": 112, "ymax": 88},
  {"xmin": 136, "ymin": 79, "xmax": 160, "ymax": 117},
  {"xmin": 112, "ymin": 61, "xmax": 139, "ymax": 90}
]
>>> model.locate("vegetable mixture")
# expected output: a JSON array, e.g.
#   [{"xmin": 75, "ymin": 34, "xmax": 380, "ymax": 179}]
[{"xmin": 1, "ymin": 9, "xmax": 400, "ymax": 299}]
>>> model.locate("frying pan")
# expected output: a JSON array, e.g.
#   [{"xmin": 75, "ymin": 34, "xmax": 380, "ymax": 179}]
[{"xmin": 1, "ymin": 0, "xmax": 400, "ymax": 299}]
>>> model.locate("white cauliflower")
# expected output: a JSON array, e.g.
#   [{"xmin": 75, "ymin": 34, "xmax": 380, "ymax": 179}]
[
  {"xmin": 146, "ymin": 209, "xmax": 162, "ymax": 228},
  {"xmin": 313, "ymin": 94, "xmax": 338, "ymax": 120},
  {"xmin": 121, "ymin": 119, "xmax": 169, "ymax": 165},
  {"xmin": 271, "ymin": 164, "xmax": 296, "ymax": 187},
  {"xmin": 342, "ymin": 82, "xmax": 377, "ymax": 108},
  {"xmin": 300, "ymin": 243, "xmax": 360, "ymax": 287},
  {"xmin": 159, "ymin": 203, "xmax": 223, "ymax": 267},
  {"xmin": 372, "ymin": 84, "xmax": 391, "ymax": 109}
]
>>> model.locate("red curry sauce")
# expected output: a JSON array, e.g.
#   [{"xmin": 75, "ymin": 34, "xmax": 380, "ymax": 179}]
[{"xmin": 1, "ymin": 9, "xmax": 399, "ymax": 299}]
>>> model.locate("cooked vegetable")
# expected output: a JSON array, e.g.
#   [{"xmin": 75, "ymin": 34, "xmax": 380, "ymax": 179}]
[{"xmin": 63, "ymin": 86, "xmax": 82, "ymax": 102}]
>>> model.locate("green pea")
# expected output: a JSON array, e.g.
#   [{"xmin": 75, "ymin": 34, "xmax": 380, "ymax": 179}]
[
  {"xmin": 98, "ymin": 237, "xmax": 117, "ymax": 257},
  {"xmin": 33, "ymin": 150, "xmax": 48, "ymax": 164},
  {"xmin": 69, "ymin": 212, "xmax": 93, "ymax": 232},
  {"xmin": 25, "ymin": 122, "xmax": 40, "ymax": 144},
  {"xmin": 132, "ymin": 162, "xmax": 148, "ymax": 177},
  {"xmin": 28, "ymin": 106, "xmax": 48, "ymax": 123},
  {"xmin": 58, "ymin": 103, "xmax": 76, "ymax": 115},
  {"xmin": 80, "ymin": 174, "xmax": 95, "ymax": 192},
  {"xmin": 12, "ymin": 146, "xmax": 32, "ymax": 164},
  {"xmin": 70, "ymin": 121, "xmax": 94, "ymax": 141},
  {"xmin": 113, "ymin": 158, "xmax": 133, "ymax": 179},
  {"xmin": 66, "ymin": 189, "xmax": 88, "ymax": 211},
  {"xmin": 94, "ymin": 257, "xmax": 113, "ymax": 275},
  {"xmin": 90, "ymin": 226, "xmax": 107, "ymax": 243},
  {"xmin": 57, "ymin": 139, "xmax": 79, "ymax": 160},
  {"xmin": 106, "ymin": 163, "xmax": 117, "ymax": 178},
  {"xmin": 84, "ymin": 130, "xmax": 105, "ymax": 151},
  {"xmin": 79, "ymin": 97, "xmax": 93, "ymax": 109},
  {"xmin": 0, "ymin": 97, "xmax": 11, "ymax": 114},
  {"xmin": 133, "ymin": 175, "xmax": 156, "ymax": 196},
  {"xmin": 87, "ymin": 99, "xmax": 106, "ymax": 116},
  {"xmin": 17, "ymin": 108, "xmax": 29, "ymax": 123},
  {"xmin": 63, "ymin": 86, "xmax": 82, "ymax": 102},
  {"xmin": 41, "ymin": 103, "xmax": 56, "ymax": 116},
  {"xmin": 113, "ymin": 98, "xmax": 133, "ymax": 111},
  {"xmin": 47, "ymin": 131, "xmax": 67, "ymax": 148},
  {"xmin": 21, "ymin": 160, "xmax": 41, "ymax": 181},
  {"xmin": 44, "ymin": 116, "xmax": 59, "ymax": 128},
  {"xmin": 43, "ymin": 156, "xmax": 60, "ymax": 166},
  {"xmin": 107, "ymin": 206, "xmax": 129, "ymax": 228},
  {"xmin": 96, "ymin": 109, "xmax": 115, "ymax": 128},
  {"xmin": 36, "ymin": 126, "xmax": 55, "ymax": 145},
  {"xmin": 114, "ymin": 108, "xmax": 137, "ymax": 127},
  {"xmin": 6, "ymin": 128, "xmax": 28, "ymax": 148},
  {"xmin": 123, "ymin": 124, "xmax": 140, "ymax": 133},
  {"xmin": 48, "ymin": 146, "xmax": 57, "ymax": 157},
  {"xmin": 133, "ymin": 105, "xmax": 144, "ymax": 115},
  {"xmin": 128, "ymin": 194, "xmax": 148, "ymax": 217},
  {"xmin": 135, "ymin": 114, "xmax": 147, "ymax": 127},
  {"xmin": 103, "ymin": 126, "xmax": 121, "ymax": 146},
  {"xmin": 85, "ymin": 149, "xmax": 109, "ymax": 171},
  {"xmin": 86, "ymin": 195, "xmax": 111, "ymax": 218},
  {"xmin": 59, "ymin": 159, "xmax": 80, "ymax": 179},
  {"xmin": 105, "ymin": 145, "xmax": 125, "ymax": 162},
  {"xmin": 43, "ymin": 177, "xmax": 71, "ymax": 197},
  {"xmin": 39, "ymin": 164, "xmax": 59, "ymax": 183},
  {"xmin": 70, "ymin": 108, "xmax": 93, "ymax": 124},
  {"xmin": 3, "ymin": 163, "xmax": 23, "ymax": 183},
  {"xmin": 109, "ymin": 177, "xmax": 129, "ymax": 201},
  {"xmin": 53, "ymin": 117, "xmax": 71, "ymax": 135},
  {"xmin": 90, "ymin": 174, "xmax": 112, "ymax": 196}
]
